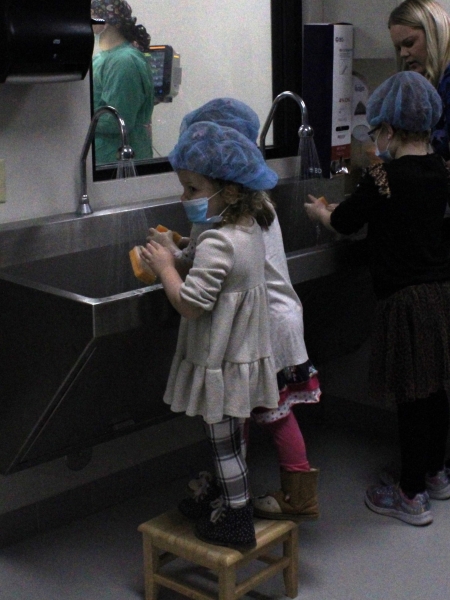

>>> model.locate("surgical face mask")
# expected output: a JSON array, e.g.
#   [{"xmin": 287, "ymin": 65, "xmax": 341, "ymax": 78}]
[
  {"xmin": 182, "ymin": 189, "xmax": 225, "ymax": 223},
  {"xmin": 374, "ymin": 130, "xmax": 394, "ymax": 163},
  {"xmin": 93, "ymin": 25, "xmax": 107, "ymax": 54},
  {"xmin": 93, "ymin": 34, "xmax": 102, "ymax": 55}
]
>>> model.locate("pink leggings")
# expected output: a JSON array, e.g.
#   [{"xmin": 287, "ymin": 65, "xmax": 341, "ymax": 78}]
[{"xmin": 252, "ymin": 410, "xmax": 310, "ymax": 472}]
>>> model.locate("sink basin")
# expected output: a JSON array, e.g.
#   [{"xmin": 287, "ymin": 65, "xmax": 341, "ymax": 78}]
[{"xmin": 0, "ymin": 183, "xmax": 352, "ymax": 335}]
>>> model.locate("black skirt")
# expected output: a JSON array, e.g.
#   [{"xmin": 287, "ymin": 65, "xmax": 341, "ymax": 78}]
[{"xmin": 370, "ymin": 280, "xmax": 450, "ymax": 405}]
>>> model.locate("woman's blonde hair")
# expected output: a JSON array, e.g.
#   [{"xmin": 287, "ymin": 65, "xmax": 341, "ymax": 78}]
[
  {"xmin": 388, "ymin": 0, "xmax": 450, "ymax": 87},
  {"xmin": 211, "ymin": 180, "xmax": 275, "ymax": 230}
]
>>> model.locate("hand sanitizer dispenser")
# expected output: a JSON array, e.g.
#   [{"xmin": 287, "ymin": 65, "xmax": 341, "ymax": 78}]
[
  {"xmin": 302, "ymin": 23, "xmax": 354, "ymax": 178},
  {"xmin": 0, "ymin": 0, "xmax": 94, "ymax": 83}
]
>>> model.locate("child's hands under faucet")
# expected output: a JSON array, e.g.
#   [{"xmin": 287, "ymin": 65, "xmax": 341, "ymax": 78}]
[
  {"xmin": 147, "ymin": 227, "xmax": 180, "ymax": 254},
  {"xmin": 140, "ymin": 241, "xmax": 175, "ymax": 280},
  {"xmin": 304, "ymin": 195, "xmax": 336, "ymax": 231},
  {"xmin": 140, "ymin": 241, "xmax": 203, "ymax": 320}
]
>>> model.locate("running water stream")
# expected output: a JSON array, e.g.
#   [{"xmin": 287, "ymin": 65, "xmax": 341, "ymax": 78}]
[
  {"xmin": 296, "ymin": 134, "xmax": 325, "ymax": 245},
  {"xmin": 259, "ymin": 91, "xmax": 327, "ymax": 248},
  {"xmin": 103, "ymin": 206, "xmax": 151, "ymax": 297}
]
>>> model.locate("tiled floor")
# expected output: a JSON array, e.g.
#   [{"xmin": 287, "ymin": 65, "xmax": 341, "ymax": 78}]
[{"xmin": 2, "ymin": 403, "xmax": 450, "ymax": 600}]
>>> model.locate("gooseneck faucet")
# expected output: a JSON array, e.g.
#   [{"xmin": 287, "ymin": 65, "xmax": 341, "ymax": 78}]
[
  {"xmin": 77, "ymin": 106, "xmax": 134, "ymax": 216},
  {"xmin": 259, "ymin": 91, "xmax": 314, "ymax": 159}
]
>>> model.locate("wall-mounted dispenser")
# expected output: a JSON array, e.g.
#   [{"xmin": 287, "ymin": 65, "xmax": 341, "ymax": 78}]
[
  {"xmin": 0, "ymin": 0, "xmax": 94, "ymax": 83},
  {"xmin": 302, "ymin": 23, "xmax": 354, "ymax": 178}
]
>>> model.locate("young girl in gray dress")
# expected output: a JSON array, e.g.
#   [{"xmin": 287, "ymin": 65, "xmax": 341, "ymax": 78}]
[
  {"xmin": 140, "ymin": 121, "xmax": 280, "ymax": 549},
  {"xmin": 149, "ymin": 98, "xmax": 321, "ymax": 522}
]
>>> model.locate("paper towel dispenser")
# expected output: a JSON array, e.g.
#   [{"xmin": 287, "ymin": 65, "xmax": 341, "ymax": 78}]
[{"xmin": 0, "ymin": 0, "xmax": 94, "ymax": 83}]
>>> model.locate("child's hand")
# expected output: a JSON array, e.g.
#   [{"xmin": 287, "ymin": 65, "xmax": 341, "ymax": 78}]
[
  {"xmin": 304, "ymin": 194, "xmax": 337, "ymax": 221},
  {"xmin": 140, "ymin": 241, "xmax": 175, "ymax": 278},
  {"xmin": 304, "ymin": 195, "xmax": 337, "ymax": 232},
  {"xmin": 147, "ymin": 227, "xmax": 180, "ymax": 254},
  {"xmin": 304, "ymin": 195, "xmax": 331, "ymax": 221}
]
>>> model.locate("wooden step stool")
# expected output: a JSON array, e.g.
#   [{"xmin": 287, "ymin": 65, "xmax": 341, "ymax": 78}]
[{"xmin": 138, "ymin": 508, "xmax": 299, "ymax": 600}]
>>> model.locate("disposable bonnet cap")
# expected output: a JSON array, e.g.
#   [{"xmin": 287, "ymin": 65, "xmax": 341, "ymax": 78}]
[
  {"xmin": 169, "ymin": 121, "xmax": 278, "ymax": 190},
  {"xmin": 91, "ymin": 0, "xmax": 134, "ymax": 26},
  {"xmin": 366, "ymin": 71, "xmax": 442, "ymax": 132},
  {"xmin": 179, "ymin": 98, "xmax": 260, "ymax": 144}
]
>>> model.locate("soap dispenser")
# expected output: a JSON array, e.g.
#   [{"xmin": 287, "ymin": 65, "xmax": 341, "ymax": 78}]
[{"xmin": 0, "ymin": 0, "xmax": 94, "ymax": 83}]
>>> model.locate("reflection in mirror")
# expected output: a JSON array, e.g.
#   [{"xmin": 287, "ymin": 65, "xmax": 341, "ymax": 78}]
[
  {"xmin": 92, "ymin": 0, "xmax": 303, "ymax": 180},
  {"xmin": 91, "ymin": 0, "xmax": 155, "ymax": 166},
  {"xmin": 91, "ymin": 0, "xmax": 302, "ymax": 181}
]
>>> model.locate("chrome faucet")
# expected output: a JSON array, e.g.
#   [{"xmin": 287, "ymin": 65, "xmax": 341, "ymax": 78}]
[
  {"xmin": 77, "ymin": 106, "xmax": 135, "ymax": 216},
  {"xmin": 259, "ymin": 91, "xmax": 314, "ymax": 159}
]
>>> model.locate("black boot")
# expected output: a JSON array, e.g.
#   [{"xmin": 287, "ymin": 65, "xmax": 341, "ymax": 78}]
[
  {"xmin": 178, "ymin": 471, "xmax": 222, "ymax": 520},
  {"xmin": 194, "ymin": 501, "xmax": 256, "ymax": 550}
]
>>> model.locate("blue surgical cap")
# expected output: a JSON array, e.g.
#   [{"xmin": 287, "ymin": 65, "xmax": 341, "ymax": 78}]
[
  {"xmin": 169, "ymin": 121, "xmax": 278, "ymax": 190},
  {"xmin": 366, "ymin": 71, "xmax": 442, "ymax": 132},
  {"xmin": 179, "ymin": 98, "xmax": 260, "ymax": 144}
]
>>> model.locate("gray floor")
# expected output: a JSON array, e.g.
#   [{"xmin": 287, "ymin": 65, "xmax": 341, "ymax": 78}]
[{"xmin": 2, "ymin": 405, "xmax": 450, "ymax": 600}]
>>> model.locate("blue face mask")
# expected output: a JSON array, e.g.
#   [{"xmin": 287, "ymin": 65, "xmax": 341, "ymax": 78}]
[
  {"xmin": 375, "ymin": 147, "xmax": 393, "ymax": 162},
  {"xmin": 375, "ymin": 131, "xmax": 393, "ymax": 163},
  {"xmin": 182, "ymin": 189, "xmax": 225, "ymax": 223}
]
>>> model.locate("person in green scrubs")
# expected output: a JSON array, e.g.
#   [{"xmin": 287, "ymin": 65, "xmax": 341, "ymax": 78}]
[{"xmin": 91, "ymin": 0, "xmax": 154, "ymax": 165}]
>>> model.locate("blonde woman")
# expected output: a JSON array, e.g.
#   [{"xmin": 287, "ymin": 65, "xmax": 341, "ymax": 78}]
[{"xmin": 389, "ymin": 0, "xmax": 450, "ymax": 161}]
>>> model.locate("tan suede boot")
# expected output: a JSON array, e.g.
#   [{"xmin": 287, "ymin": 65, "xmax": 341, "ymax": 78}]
[{"xmin": 253, "ymin": 468, "xmax": 320, "ymax": 521}]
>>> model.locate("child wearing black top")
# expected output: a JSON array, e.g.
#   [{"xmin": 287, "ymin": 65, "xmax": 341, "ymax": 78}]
[{"xmin": 305, "ymin": 71, "xmax": 450, "ymax": 526}]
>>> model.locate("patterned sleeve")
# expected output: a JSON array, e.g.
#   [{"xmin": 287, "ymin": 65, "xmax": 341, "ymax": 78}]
[
  {"xmin": 180, "ymin": 229, "xmax": 235, "ymax": 311},
  {"xmin": 330, "ymin": 164, "xmax": 388, "ymax": 235}
]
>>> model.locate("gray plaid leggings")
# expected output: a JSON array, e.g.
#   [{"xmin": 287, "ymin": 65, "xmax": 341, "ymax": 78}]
[{"xmin": 203, "ymin": 416, "xmax": 250, "ymax": 508}]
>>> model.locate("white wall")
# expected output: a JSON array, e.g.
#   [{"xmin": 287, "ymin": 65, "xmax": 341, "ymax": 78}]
[
  {"xmin": 303, "ymin": 0, "xmax": 324, "ymax": 23},
  {"xmin": 0, "ymin": 80, "xmax": 89, "ymax": 222}
]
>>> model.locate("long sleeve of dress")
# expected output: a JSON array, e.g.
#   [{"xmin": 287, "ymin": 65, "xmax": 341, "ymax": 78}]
[{"xmin": 180, "ymin": 231, "xmax": 234, "ymax": 311}]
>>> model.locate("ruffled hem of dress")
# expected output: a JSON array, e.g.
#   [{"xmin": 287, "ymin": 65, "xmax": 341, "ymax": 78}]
[{"xmin": 164, "ymin": 355, "xmax": 279, "ymax": 424}]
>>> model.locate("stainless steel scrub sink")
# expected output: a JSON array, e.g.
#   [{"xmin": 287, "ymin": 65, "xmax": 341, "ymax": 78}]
[{"xmin": 0, "ymin": 183, "xmax": 366, "ymax": 474}]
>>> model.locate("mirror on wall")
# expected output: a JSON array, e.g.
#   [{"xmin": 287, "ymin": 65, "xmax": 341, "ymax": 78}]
[{"xmin": 92, "ymin": 0, "xmax": 303, "ymax": 180}]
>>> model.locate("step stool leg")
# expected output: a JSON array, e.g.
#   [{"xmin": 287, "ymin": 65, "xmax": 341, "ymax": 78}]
[
  {"xmin": 283, "ymin": 527, "xmax": 299, "ymax": 598},
  {"xmin": 142, "ymin": 535, "xmax": 161, "ymax": 600},
  {"xmin": 218, "ymin": 564, "xmax": 237, "ymax": 600}
]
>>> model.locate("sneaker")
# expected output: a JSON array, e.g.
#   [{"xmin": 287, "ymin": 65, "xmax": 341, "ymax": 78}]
[
  {"xmin": 194, "ymin": 499, "xmax": 257, "ymax": 550},
  {"xmin": 178, "ymin": 471, "xmax": 222, "ymax": 520},
  {"xmin": 365, "ymin": 484, "xmax": 433, "ymax": 526},
  {"xmin": 425, "ymin": 470, "xmax": 450, "ymax": 500},
  {"xmin": 380, "ymin": 467, "xmax": 450, "ymax": 500}
]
